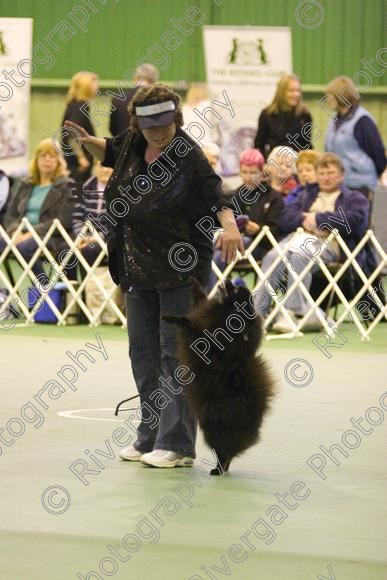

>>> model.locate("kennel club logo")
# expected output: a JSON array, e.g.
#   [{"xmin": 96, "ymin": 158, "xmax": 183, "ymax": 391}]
[
  {"xmin": 227, "ymin": 38, "xmax": 270, "ymax": 65},
  {"xmin": 0, "ymin": 32, "xmax": 7, "ymax": 56}
]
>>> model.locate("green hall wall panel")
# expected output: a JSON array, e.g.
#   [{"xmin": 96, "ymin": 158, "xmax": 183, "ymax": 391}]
[
  {"xmin": 28, "ymin": 88, "xmax": 386, "ymax": 157},
  {"xmin": 0, "ymin": 0, "xmax": 385, "ymax": 85}
]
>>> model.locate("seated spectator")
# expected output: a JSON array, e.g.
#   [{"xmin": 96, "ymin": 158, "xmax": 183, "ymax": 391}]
[
  {"xmin": 0, "ymin": 139, "xmax": 74, "ymax": 285},
  {"xmin": 285, "ymin": 149, "xmax": 321, "ymax": 205},
  {"xmin": 265, "ymin": 145, "xmax": 299, "ymax": 201},
  {"xmin": 72, "ymin": 162, "xmax": 122, "ymax": 323},
  {"xmin": 210, "ymin": 149, "xmax": 284, "ymax": 288},
  {"xmin": 202, "ymin": 141, "xmax": 232, "ymax": 194},
  {"xmin": 0, "ymin": 170, "xmax": 11, "ymax": 226},
  {"xmin": 254, "ymin": 153, "xmax": 371, "ymax": 332},
  {"xmin": 325, "ymin": 76, "xmax": 386, "ymax": 198},
  {"xmin": 202, "ymin": 141, "xmax": 221, "ymax": 171},
  {"xmin": 72, "ymin": 161, "xmax": 113, "ymax": 265}
]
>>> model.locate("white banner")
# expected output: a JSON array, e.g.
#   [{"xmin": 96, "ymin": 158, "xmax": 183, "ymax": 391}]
[
  {"xmin": 0, "ymin": 18, "xmax": 33, "ymax": 173},
  {"xmin": 203, "ymin": 26, "xmax": 292, "ymax": 175}
]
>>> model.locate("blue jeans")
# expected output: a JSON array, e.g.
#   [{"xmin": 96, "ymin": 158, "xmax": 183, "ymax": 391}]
[
  {"xmin": 125, "ymin": 284, "xmax": 197, "ymax": 457},
  {"xmin": 0, "ymin": 236, "xmax": 45, "ymax": 279},
  {"xmin": 0, "ymin": 236, "xmax": 78, "ymax": 283}
]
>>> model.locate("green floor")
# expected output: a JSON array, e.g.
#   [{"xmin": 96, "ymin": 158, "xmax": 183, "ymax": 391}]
[{"xmin": 0, "ymin": 323, "xmax": 386, "ymax": 580}]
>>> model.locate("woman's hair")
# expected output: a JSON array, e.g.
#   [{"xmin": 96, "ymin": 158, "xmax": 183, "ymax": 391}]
[
  {"xmin": 240, "ymin": 148, "xmax": 264, "ymax": 169},
  {"xmin": 202, "ymin": 141, "xmax": 220, "ymax": 158},
  {"xmin": 266, "ymin": 145, "xmax": 298, "ymax": 171},
  {"xmin": 129, "ymin": 83, "xmax": 184, "ymax": 135},
  {"xmin": 266, "ymin": 74, "xmax": 307, "ymax": 116},
  {"xmin": 66, "ymin": 71, "xmax": 98, "ymax": 103},
  {"xmin": 295, "ymin": 149, "xmax": 321, "ymax": 169},
  {"xmin": 325, "ymin": 76, "xmax": 360, "ymax": 108},
  {"xmin": 184, "ymin": 83, "xmax": 209, "ymax": 107},
  {"xmin": 28, "ymin": 138, "xmax": 68, "ymax": 185},
  {"xmin": 315, "ymin": 152, "xmax": 345, "ymax": 174}
]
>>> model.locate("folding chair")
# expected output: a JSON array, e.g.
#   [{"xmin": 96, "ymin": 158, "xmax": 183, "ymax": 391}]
[{"xmin": 231, "ymin": 259, "xmax": 260, "ymax": 287}]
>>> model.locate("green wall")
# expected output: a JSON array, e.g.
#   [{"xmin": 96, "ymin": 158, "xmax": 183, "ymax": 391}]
[
  {"xmin": 29, "ymin": 88, "xmax": 387, "ymax": 156},
  {"xmin": 0, "ymin": 0, "xmax": 386, "ymax": 85},
  {"xmin": 1, "ymin": 0, "xmax": 385, "ymax": 152}
]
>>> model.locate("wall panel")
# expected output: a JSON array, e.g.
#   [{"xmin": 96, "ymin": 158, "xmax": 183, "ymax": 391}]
[{"xmin": 0, "ymin": 0, "xmax": 385, "ymax": 85}]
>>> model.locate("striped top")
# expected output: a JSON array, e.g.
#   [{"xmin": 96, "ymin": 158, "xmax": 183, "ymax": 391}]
[{"xmin": 72, "ymin": 176, "xmax": 107, "ymax": 238}]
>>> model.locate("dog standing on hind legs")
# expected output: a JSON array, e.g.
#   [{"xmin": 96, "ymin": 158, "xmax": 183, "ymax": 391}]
[{"xmin": 163, "ymin": 278, "xmax": 275, "ymax": 476}]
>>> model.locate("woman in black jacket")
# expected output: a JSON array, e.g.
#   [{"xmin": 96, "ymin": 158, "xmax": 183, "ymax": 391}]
[
  {"xmin": 254, "ymin": 74, "xmax": 313, "ymax": 159},
  {"xmin": 61, "ymin": 71, "xmax": 99, "ymax": 181},
  {"xmin": 0, "ymin": 139, "xmax": 73, "ymax": 282},
  {"xmin": 64, "ymin": 83, "xmax": 243, "ymax": 469}
]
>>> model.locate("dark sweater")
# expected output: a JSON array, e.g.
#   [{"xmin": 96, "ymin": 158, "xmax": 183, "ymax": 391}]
[
  {"xmin": 254, "ymin": 108, "xmax": 313, "ymax": 158},
  {"xmin": 109, "ymin": 88, "xmax": 138, "ymax": 137},
  {"xmin": 61, "ymin": 99, "xmax": 96, "ymax": 180},
  {"xmin": 3, "ymin": 176, "xmax": 75, "ymax": 250},
  {"xmin": 230, "ymin": 182, "xmax": 284, "ymax": 245}
]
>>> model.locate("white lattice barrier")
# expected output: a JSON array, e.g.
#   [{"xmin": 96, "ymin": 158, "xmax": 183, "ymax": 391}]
[
  {"xmin": 0, "ymin": 221, "xmax": 386, "ymax": 337},
  {"xmin": 0, "ymin": 218, "xmax": 126, "ymax": 327},
  {"xmin": 209, "ymin": 226, "xmax": 387, "ymax": 341}
]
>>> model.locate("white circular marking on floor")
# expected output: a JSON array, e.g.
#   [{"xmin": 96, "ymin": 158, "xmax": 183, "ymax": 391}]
[{"xmin": 57, "ymin": 408, "xmax": 140, "ymax": 423}]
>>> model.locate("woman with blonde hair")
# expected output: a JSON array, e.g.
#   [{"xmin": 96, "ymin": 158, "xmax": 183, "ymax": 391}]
[
  {"xmin": 182, "ymin": 82, "xmax": 218, "ymax": 142},
  {"xmin": 61, "ymin": 71, "xmax": 99, "ymax": 180},
  {"xmin": 0, "ymin": 138, "xmax": 73, "ymax": 283},
  {"xmin": 254, "ymin": 74, "xmax": 313, "ymax": 158},
  {"xmin": 325, "ymin": 75, "xmax": 385, "ymax": 197}
]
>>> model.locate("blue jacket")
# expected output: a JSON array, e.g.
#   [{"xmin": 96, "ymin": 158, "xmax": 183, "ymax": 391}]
[
  {"xmin": 280, "ymin": 184, "xmax": 372, "ymax": 271},
  {"xmin": 325, "ymin": 106, "xmax": 381, "ymax": 190}
]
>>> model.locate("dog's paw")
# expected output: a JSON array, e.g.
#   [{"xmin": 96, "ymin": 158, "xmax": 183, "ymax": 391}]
[{"xmin": 210, "ymin": 467, "xmax": 224, "ymax": 476}]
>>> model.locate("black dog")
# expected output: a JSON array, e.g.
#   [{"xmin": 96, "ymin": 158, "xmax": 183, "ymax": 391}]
[{"xmin": 164, "ymin": 278, "xmax": 275, "ymax": 475}]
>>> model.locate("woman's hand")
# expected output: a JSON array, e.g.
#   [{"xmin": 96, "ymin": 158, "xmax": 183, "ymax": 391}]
[
  {"xmin": 64, "ymin": 120, "xmax": 91, "ymax": 144},
  {"xmin": 302, "ymin": 212, "xmax": 317, "ymax": 233},
  {"xmin": 76, "ymin": 236, "xmax": 99, "ymax": 249},
  {"xmin": 63, "ymin": 121, "xmax": 107, "ymax": 162},
  {"xmin": 244, "ymin": 220, "xmax": 260, "ymax": 236},
  {"xmin": 216, "ymin": 208, "xmax": 245, "ymax": 263},
  {"xmin": 14, "ymin": 232, "xmax": 32, "ymax": 244},
  {"xmin": 77, "ymin": 154, "xmax": 91, "ymax": 171},
  {"xmin": 216, "ymin": 226, "xmax": 245, "ymax": 263}
]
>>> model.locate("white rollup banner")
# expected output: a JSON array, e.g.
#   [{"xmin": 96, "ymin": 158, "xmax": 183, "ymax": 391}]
[
  {"xmin": 0, "ymin": 18, "xmax": 33, "ymax": 173},
  {"xmin": 203, "ymin": 26, "xmax": 292, "ymax": 175}
]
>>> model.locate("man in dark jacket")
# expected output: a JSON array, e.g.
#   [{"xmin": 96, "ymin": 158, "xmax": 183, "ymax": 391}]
[
  {"xmin": 109, "ymin": 64, "xmax": 159, "ymax": 137},
  {"xmin": 254, "ymin": 153, "xmax": 370, "ymax": 332}
]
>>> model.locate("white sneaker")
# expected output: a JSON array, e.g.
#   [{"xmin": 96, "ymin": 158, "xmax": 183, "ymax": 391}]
[
  {"xmin": 300, "ymin": 312, "xmax": 335, "ymax": 333},
  {"xmin": 140, "ymin": 449, "xmax": 194, "ymax": 468},
  {"xmin": 119, "ymin": 446, "xmax": 143, "ymax": 461},
  {"xmin": 272, "ymin": 311, "xmax": 298, "ymax": 333}
]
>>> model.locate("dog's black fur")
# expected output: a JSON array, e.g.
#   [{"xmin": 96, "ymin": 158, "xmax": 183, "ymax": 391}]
[{"xmin": 164, "ymin": 278, "xmax": 275, "ymax": 475}]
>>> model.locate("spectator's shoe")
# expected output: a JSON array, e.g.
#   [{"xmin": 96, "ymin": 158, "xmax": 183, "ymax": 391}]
[
  {"xmin": 119, "ymin": 446, "xmax": 143, "ymax": 461},
  {"xmin": 272, "ymin": 311, "xmax": 298, "ymax": 333},
  {"xmin": 232, "ymin": 278, "xmax": 247, "ymax": 287},
  {"xmin": 140, "ymin": 450, "xmax": 194, "ymax": 468},
  {"xmin": 298, "ymin": 312, "xmax": 335, "ymax": 333}
]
